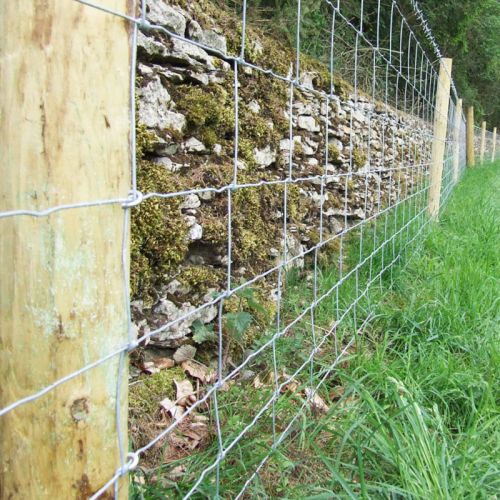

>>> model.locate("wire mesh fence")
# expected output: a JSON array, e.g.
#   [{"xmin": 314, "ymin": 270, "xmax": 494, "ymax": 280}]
[
  {"xmin": 475, "ymin": 125, "xmax": 500, "ymax": 164},
  {"xmin": 0, "ymin": 0, "xmax": 484, "ymax": 498}
]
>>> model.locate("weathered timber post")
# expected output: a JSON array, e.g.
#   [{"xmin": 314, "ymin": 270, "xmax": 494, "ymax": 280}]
[
  {"xmin": 452, "ymin": 98, "xmax": 463, "ymax": 184},
  {"xmin": 492, "ymin": 127, "xmax": 497, "ymax": 163},
  {"xmin": 479, "ymin": 120, "xmax": 487, "ymax": 165},
  {"xmin": 466, "ymin": 106, "xmax": 475, "ymax": 167},
  {"xmin": 428, "ymin": 58, "xmax": 452, "ymax": 219},
  {"xmin": 0, "ymin": 1, "xmax": 134, "ymax": 498}
]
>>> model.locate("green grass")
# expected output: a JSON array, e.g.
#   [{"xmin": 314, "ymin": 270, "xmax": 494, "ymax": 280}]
[
  {"xmin": 253, "ymin": 162, "xmax": 500, "ymax": 498},
  {"xmin": 131, "ymin": 162, "xmax": 499, "ymax": 498}
]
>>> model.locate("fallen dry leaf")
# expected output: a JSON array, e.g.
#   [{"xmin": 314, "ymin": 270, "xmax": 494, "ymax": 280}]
[
  {"xmin": 281, "ymin": 380, "xmax": 299, "ymax": 394},
  {"xmin": 181, "ymin": 360, "xmax": 214, "ymax": 383},
  {"xmin": 174, "ymin": 378, "xmax": 196, "ymax": 406},
  {"xmin": 173, "ymin": 345, "xmax": 197, "ymax": 364},
  {"xmin": 218, "ymin": 381, "xmax": 234, "ymax": 392},
  {"xmin": 167, "ymin": 465, "xmax": 186, "ymax": 480},
  {"xmin": 253, "ymin": 374, "xmax": 264, "ymax": 389},
  {"xmin": 141, "ymin": 361, "xmax": 160, "ymax": 375},
  {"xmin": 155, "ymin": 357, "xmax": 175, "ymax": 370},
  {"xmin": 280, "ymin": 370, "xmax": 299, "ymax": 394},
  {"xmin": 329, "ymin": 386, "xmax": 345, "ymax": 400},
  {"xmin": 159, "ymin": 397, "xmax": 184, "ymax": 421},
  {"xmin": 305, "ymin": 388, "xmax": 329, "ymax": 413}
]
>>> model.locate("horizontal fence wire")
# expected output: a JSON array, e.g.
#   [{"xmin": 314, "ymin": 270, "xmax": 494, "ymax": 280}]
[{"xmin": 0, "ymin": 0, "xmax": 480, "ymax": 498}]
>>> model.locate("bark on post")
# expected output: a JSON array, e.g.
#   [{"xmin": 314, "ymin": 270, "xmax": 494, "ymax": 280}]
[
  {"xmin": 479, "ymin": 120, "xmax": 487, "ymax": 165},
  {"xmin": 492, "ymin": 127, "xmax": 497, "ymax": 163},
  {"xmin": 0, "ymin": 1, "xmax": 134, "ymax": 497},
  {"xmin": 428, "ymin": 58, "xmax": 453, "ymax": 219},
  {"xmin": 452, "ymin": 98, "xmax": 463, "ymax": 184},
  {"xmin": 466, "ymin": 107, "xmax": 475, "ymax": 167}
]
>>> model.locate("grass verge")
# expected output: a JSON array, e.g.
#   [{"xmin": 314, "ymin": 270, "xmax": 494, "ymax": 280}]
[
  {"xmin": 131, "ymin": 162, "xmax": 499, "ymax": 498},
  {"xmin": 249, "ymin": 162, "xmax": 500, "ymax": 497}
]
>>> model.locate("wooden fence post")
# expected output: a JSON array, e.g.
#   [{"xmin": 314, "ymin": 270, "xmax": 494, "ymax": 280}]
[
  {"xmin": 428, "ymin": 58, "xmax": 453, "ymax": 219},
  {"xmin": 0, "ymin": 1, "xmax": 133, "ymax": 498},
  {"xmin": 466, "ymin": 106, "xmax": 475, "ymax": 167},
  {"xmin": 491, "ymin": 127, "xmax": 497, "ymax": 163},
  {"xmin": 479, "ymin": 121, "xmax": 487, "ymax": 165},
  {"xmin": 452, "ymin": 98, "xmax": 463, "ymax": 184}
]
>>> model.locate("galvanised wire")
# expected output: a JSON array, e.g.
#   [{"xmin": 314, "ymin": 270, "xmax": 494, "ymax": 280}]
[{"xmin": 0, "ymin": 0, "xmax": 475, "ymax": 498}]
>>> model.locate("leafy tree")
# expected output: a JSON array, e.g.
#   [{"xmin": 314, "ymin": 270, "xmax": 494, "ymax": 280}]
[{"xmin": 225, "ymin": 0, "xmax": 500, "ymax": 126}]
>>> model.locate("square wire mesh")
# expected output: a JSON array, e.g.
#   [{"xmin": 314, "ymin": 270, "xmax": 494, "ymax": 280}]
[{"xmin": 0, "ymin": 0, "xmax": 475, "ymax": 498}]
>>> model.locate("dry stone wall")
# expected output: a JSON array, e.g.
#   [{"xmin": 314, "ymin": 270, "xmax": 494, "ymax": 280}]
[{"xmin": 131, "ymin": 0, "xmax": 432, "ymax": 350}]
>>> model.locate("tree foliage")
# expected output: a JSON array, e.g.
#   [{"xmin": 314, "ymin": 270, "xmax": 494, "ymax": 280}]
[{"xmin": 225, "ymin": 0, "xmax": 500, "ymax": 126}]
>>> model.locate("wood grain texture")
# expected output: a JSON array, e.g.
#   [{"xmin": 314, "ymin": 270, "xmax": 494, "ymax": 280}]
[
  {"xmin": 492, "ymin": 127, "xmax": 497, "ymax": 163},
  {"xmin": 480, "ymin": 121, "xmax": 487, "ymax": 165},
  {"xmin": 466, "ymin": 107, "xmax": 475, "ymax": 167},
  {"xmin": 428, "ymin": 58, "xmax": 452, "ymax": 219},
  {"xmin": 0, "ymin": 1, "xmax": 134, "ymax": 497},
  {"xmin": 452, "ymin": 99, "xmax": 463, "ymax": 184}
]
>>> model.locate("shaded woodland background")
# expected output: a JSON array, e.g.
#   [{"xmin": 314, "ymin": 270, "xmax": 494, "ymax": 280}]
[{"xmin": 224, "ymin": 0, "xmax": 500, "ymax": 126}]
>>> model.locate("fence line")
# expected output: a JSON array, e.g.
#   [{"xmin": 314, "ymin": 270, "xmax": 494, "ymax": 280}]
[
  {"xmin": 1, "ymin": 0, "xmax": 493, "ymax": 497},
  {"xmin": 475, "ymin": 124, "xmax": 500, "ymax": 164}
]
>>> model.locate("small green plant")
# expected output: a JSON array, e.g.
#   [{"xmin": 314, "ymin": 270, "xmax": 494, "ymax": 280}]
[
  {"xmin": 190, "ymin": 285, "xmax": 272, "ymax": 355},
  {"xmin": 191, "ymin": 320, "xmax": 218, "ymax": 344}
]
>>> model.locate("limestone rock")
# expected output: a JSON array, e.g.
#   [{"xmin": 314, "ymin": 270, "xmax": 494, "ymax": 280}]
[
  {"xmin": 137, "ymin": 31, "xmax": 170, "ymax": 61},
  {"xmin": 146, "ymin": 2, "xmax": 186, "ymax": 35},
  {"xmin": 298, "ymin": 115, "xmax": 320, "ymax": 132},
  {"xmin": 184, "ymin": 137, "xmax": 206, "ymax": 153},
  {"xmin": 151, "ymin": 299, "xmax": 197, "ymax": 346},
  {"xmin": 188, "ymin": 223, "xmax": 203, "ymax": 241},
  {"xmin": 186, "ymin": 17, "xmax": 227, "ymax": 54},
  {"xmin": 248, "ymin": 100, "xmax": 261, "ymax": 114},
  {"xmin": 181, "ymin": 194, "xmax": 201, "ymax": 210},
  {"xmin": 254, "ymin": 145, "xmax": 276, "ymax": 167},
  {"xmin": 167, "ymin": 38, "xmax": 214, "ymax": 68},
  {"xmin": 283, "ymin": 233, "xmax": 305, "ymax": 270},
  {"xmin": 199, "ymin": 30, "xmax": 227, "ymax": 55},
  {"xmin": 186, "ymin": 70, "xmax": 209, "ymax": 85},
  {"xmin": 138, "ymin": 76, "xmax": 186, "ymax": 132}
]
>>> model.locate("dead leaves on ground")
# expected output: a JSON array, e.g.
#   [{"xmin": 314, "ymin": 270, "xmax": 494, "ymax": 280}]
[
  {"xmin": 133, "ymin": 346, "xmax": 353, "ymax": 474},
  {"xmin": 154, "ymin": 377, "xmax": 210, "ymax": 462},
  {"xmin": 181, "ymin": 359, "xmax": 216, "ymax": 384}
]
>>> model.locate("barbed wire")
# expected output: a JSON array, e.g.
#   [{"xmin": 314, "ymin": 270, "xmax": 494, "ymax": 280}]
[{"xmin": 0, "ymin": 0, "xmax": 479, "ymax": 498}]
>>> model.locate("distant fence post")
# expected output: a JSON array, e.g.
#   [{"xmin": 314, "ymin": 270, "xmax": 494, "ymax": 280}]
[
  {"xmin": 428, "ymin": 58, "xmax": 452, "ymax": 219},
  {"xmin": 452, "ymin": 98, "xmax": 463, "ymax": 183},
  {"xmin": 0, "ymin": 1, "xmax": 133, "ymax": 498},
  {"xmin": 492, "ymin": 127, "xmax": 497, "ymax": 163},
  {"xmin": 466, "ymin": 106, "xmax": 475, "ymax": 167},
  {"xmin": 479, "ymin": 121, "xmax": 487, "ymax": 165}
]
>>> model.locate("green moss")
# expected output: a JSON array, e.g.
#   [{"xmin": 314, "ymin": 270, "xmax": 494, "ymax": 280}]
[
  {"xmin": 238, "ymin": 138, "xmax": 257, "ymax": 166},
  {"xmin": 328, "ymin": 143, "xmax": 342, "ymax": 165},
  {"xmin": 240, "ymin": 112, "xmax": 275, "ymax": 148},
  {"xmin": 177, "ymin": 265, "xmax": 224, "ymax": 294},
  {"xmin": 129, "ymin": 366, "xmax": 186, "ymax": 415},
  {"xmin": 177, "ymin": 84, "xmax": 234, "ymax": 146},
  {"xmin": 131, "ymin": 152, "xmax": 190, "ymax": 302},
  {"xmin": 352, "ymin": 147, "xmax": 368, "ymax": 169},
  {"xmin": 232, "ymin": 179, "xmax": 281, "ymax": 265},
  {"xmin": 136, "ymin": 123, "xmax": 158, "ymax": 158},
  {"xmin": 374, "ymin": 101, "xmax": 386, "ymax": 114},
  {"xmin": 201, "ymin": 213, "xmax": 228, "ymax": 246},
  {"xmin": 333, "ymin": 76, "xmax": 353, "ymax": 101},
  {"xmin": 287, "ymin": 183, "xmax": 310, "ymax": 222},
  {"xmin": 309, "ymin": 229, "xmax": 343, "ymax": 268}
]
